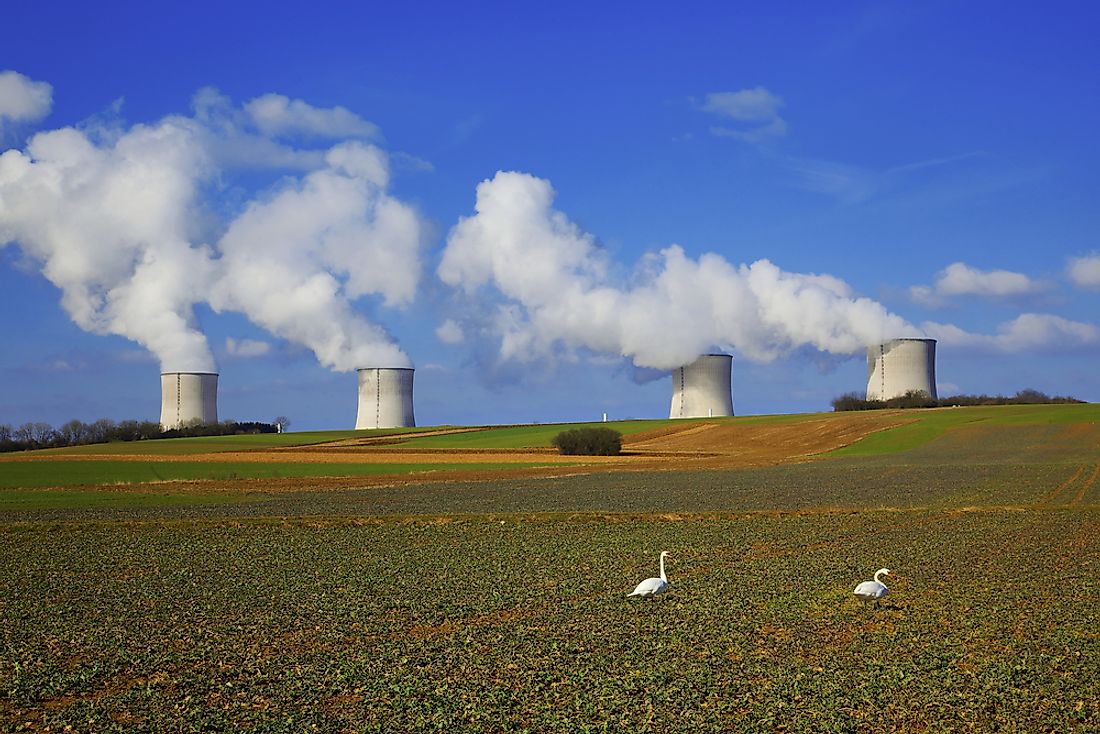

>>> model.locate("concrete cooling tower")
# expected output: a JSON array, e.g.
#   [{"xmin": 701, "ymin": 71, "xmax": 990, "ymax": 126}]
[
  {"xmin": 355, "ymin": 368, "xmax": 416, "ymax": 429},
  {"xmin": 160, "ymin": 372, "xmax": 219, "ymax": 429},
  {"xmin": 669, "ymin": 354, "xmax": 735, "ymax": 419},
  {"xmin": 866, "ymin": 338, "xmax": 938, "ymax": 401}
]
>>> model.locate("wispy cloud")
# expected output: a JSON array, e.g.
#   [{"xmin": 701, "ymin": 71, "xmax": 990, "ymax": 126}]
[
  {"xmin": 787, "ymin": 152, "xmax": 999, "ymax": 205},
  {"xmin": 697, "ymin": 87, "xmax": 787, "ymax": 143},
  {"xmin": 924, "ymin": 313, "xmax": 1100, "ymax": 352},
  {"xmin": 243, "ymin": 94, "xmax": 379, "ymax": 140},
  {"xmin": 1067, "ymin": 252, "xmax": 1100, "ymax": 290},
  {"xmin": 452, "ymin": 114, "xmax": 485, "ymax": 144},
  {"xmin": 696, "ymin": 88, "xmax": 1023, "ymax": 209},
  {"xmin": 786, "ymin": 157, "xmax": 876, "ymax": 203},
  {"xmin": 910, "ymin": 262, "xmax": 1050, "ymax": 307},
  {"xmin": 224, "ymin": 337, "xmax": 271, "ymax": 358},
  {"xmin": 0, "ymin": 70, "xmax": 52, "ymax": 132}
]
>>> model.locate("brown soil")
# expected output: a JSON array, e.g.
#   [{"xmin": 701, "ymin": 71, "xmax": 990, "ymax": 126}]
[{"xmin": 624, "ymin": 412, "xmax": 911, "ymax": 466}]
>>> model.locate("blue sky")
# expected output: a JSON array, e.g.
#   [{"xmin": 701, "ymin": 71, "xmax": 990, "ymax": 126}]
[{"xmin": 2, "ymin": 1, "xmax": 1098, "ymax": 429}]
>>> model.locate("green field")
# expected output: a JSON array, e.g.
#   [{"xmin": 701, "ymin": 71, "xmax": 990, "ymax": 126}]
[
  {"xmin": 34, "ymin": 427, "xmax": 428, "ymax": 456},
  {"xmin": 0, "ymin": 405, "xmax": 1096, "ymax": 732},
  {"xmin": 0, "ymin": 460, "xmax": 557, "ymax": 492},
  {"xmin": 0, "ymin": 488, "xmax": 261, "ymax": 511},
  {"xmin": 26, "ymin": 414, "xmax": 808, "ymax": 456},
  {"xmin": 826, "ymin": 402, "xmax": 1100, "ymax": 457},
  {"xmin": 393, "ymin": 418, "xmax": 698, "ymax": 449}
]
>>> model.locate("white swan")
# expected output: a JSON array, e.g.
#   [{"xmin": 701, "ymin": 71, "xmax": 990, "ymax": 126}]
[
  {"xmin": 628, "ymin": 551, "xmax": 670, "ymax": 598},
  {"xmin": 853, "ymin": 568, "xmax": 893, "ymax": 604}
]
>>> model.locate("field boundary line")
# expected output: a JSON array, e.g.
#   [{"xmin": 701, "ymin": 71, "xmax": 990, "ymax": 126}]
[
  {"xmin": 1070, "ymin": 463, "xmax": 1099, "ymax": 506},
  {"xmin": 1045, "ymin": 465, "xmax": 1084, "ymax": 503},
  {"xmin": 12, "ymin": 504, "xmax": 1089, "ymax": 534}
]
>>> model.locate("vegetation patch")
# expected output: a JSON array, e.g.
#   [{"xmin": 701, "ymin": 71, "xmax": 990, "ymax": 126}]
[
  {"xmin": 833, "ymin": 388, "xmax": 1084, "ymax": 412},
  {"xmin": 829, "ymin": 403, "xmax": 1100, "ymax": 457},
  {"xmin": 551, "ymin": 427, "xmax": 623, "ymax": 455},
  {"xmin": 0, "ymin": 510, "xmax": 1095, "ymax": 732},
  {"xmin": 0, "ymin": 461, "xmax": 555, "ymax": 490},
  {"xmin": 0, "ymin": 405, "xmax": 1096, "ymax": 730},
  {"xmin": 0, "ymin": 489, "xmax": 259, "ymax": 511},
  {"xmin": 34, "ymin": 428, "xmax": 431, "ymax": 456},
  {"xmin": 393, "ymin": 420, "xmax": 665, "ymax": 449}
]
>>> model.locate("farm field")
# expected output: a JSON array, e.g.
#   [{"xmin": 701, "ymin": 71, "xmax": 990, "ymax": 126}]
[
  {"xmin": 0, "ymin": 404, "xmax": 1097, "ymax": 731},
  {"xmin": 3, "ymin": 404, "xmax": 1098, "ymax": 497}
]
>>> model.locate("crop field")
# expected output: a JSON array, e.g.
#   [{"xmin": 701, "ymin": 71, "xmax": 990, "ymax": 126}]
[
  {"xmin": 1, "ymin": 405, "xmax": 1098, "ymax": 732},
  {"xmin": 0, "ymin": 461, "xmax": 562, "ymax": 491}
]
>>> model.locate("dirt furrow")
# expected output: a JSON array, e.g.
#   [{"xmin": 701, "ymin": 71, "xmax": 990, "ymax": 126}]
[
  {"xmin": 1044, "ymin": 465, "xmax": 1084, "ymax": 504},
  {"xmin": 1070, "ymin": 463, "xmax": 1100, "ymax": 506}
]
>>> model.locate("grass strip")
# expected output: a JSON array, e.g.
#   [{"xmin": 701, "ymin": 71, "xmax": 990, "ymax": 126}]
[
  {"xmin": 829, "ymin": 403, "xmax": 1100, "ymax": 457},
  {"xmin": 31, "ymin": 427, "xmax": 442, "ymax": 456},
  {"xmin": 0, "ymin": 461, "xmax": 557, "ymax": 489}
]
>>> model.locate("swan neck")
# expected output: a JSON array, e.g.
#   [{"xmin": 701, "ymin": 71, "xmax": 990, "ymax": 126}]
[
  {"xmin": 659, "ymin": 554, "xmax": 667, "ymax": 582},
  {"xmin": 874, "ymin": 569, "xmax": 888, "ymax": 584}
]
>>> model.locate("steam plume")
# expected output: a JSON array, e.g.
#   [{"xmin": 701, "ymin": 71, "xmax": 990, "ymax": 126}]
[
  {"xmin": 0, "ymin": 118, "xmax": 217, "ymax": 371},
  {"xmin": 440, "ymin": 171, "xmax": 917, "ymax": 369},
  {"xmin": 210, "ymin": 142, "xmax": 421, "ymax": 370},
  {"xmin": 0, "ymin": 80, "xmax": 423, "ymax": 372}
]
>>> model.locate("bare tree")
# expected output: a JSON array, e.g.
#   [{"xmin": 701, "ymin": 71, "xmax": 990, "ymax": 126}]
[{"xmin": 91, "ymin": 418, "xmax": 117, "ymax": 442}]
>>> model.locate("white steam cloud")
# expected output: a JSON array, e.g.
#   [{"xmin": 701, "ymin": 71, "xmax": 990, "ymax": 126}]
[
  {"xmin": 0, "ymin": 81, "xmax": 424, "ymax": 373},
  {"xmin": 0, "ymin": 71, "xmax": 53, "ymax": 128},
  {"xmin": 210, "ymin": 143, "xmax": 420, "ymax": 370},
  {"xmin": 439, "ymin": 171, "xmax": 917, "ymax": 370},
  {"xmin": 224, "ymin": 337, "xmax": 271, "ymax": 358},
  {"xmin": 0, "ymin": 119, "xmax": 217, "ymax": 371},
  {"xmin": 436, "ymin": 319, "xmax": 465, "ymax": 344}
]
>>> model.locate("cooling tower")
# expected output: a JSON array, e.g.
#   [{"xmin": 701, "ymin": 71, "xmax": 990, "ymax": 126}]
[
  {"xmin": 669, "ymin": 354, "xmax": 735, "ymax": 419},
  {"xmin": 355, "ymin": 368, "xmax": 415, "ymax": 429},
  {"xmin": 160, "ymin": 372, "xmax": 218, "ymax": 429},
  {"xmin": 866, "ymin": 338, "xmax": 938, "ymax": 401}
]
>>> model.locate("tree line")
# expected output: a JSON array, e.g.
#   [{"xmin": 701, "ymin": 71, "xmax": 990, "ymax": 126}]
[
  {"xmin": 0, "ymin": 418, "xmax": 280, "ymax": 452},
  {"xmin": 832, "ymin": 389, "xmax": 1084, "ymax": 412}
]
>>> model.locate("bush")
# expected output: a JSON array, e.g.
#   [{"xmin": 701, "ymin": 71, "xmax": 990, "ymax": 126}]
[{"xmin": 551, "ymin": 427, "xmax": 623, "ymax": 456}]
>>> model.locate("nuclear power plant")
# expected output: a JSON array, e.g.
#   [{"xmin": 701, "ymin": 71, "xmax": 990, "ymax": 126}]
[
  {"xmin": 160, "ymin": 372, "xmax": 219, "ymax": 429},
  {"xmin": 669, "ymin": 354, "xmax": 735, "ymax": 419},
  {"xmin": 355, "ymin": 367, "xmax": 416, "ymax": 429},
  {"xmin": 866, "ymin": 338, "xmax": 938, "ymax": 401},
  {"xmin": 148, "ymin": 343, "xmax": 941, "ymax": 431}
]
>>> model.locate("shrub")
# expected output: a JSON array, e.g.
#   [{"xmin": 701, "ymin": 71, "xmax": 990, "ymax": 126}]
[{"xmin": 551, "ymin": 427, "xmax": 622, "ymax": 456}]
